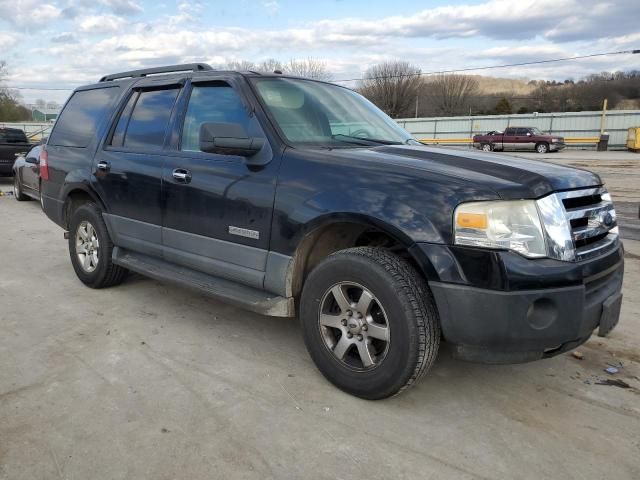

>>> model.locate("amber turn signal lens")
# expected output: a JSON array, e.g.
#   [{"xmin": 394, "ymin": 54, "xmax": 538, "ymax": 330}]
[{"xmin": 457, "ymin": 212, "xmax": 487, "ymax": 229}]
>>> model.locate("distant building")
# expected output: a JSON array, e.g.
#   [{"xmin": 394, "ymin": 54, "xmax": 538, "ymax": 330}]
[{"xmin": 31, "ymin": 107, "xmax": 59, "ymax": 122}]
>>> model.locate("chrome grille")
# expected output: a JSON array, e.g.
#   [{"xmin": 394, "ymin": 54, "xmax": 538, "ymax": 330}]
[{"xmin": 556, "ymin": 187, "xmax": 618, "ymax": 261}]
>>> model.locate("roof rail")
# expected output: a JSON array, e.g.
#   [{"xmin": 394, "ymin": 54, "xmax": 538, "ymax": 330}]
[{"xmin": 99, "ymin": 63, "xmax": 213, "ymax": 82}]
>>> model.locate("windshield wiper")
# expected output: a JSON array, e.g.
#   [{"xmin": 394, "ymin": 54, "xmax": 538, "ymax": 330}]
[{"xmin": 331, "ymin": 134, "xmax": 402, "ymax": 146}]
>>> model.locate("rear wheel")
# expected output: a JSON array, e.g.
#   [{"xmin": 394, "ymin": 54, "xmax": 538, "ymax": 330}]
[
  {"xmin": 300, "ymin": 247, "xmax": 440, "ymax": 399},
  {"xmin": 481, "ymin": 143, "xmax": 493, "ymax": 152},
  {"xmin": 535, "ymin": 142, "xmax": 549, "ymax": 153},
  {"xmin": 68, "ymin": 203, "xmax": 127, "ymax": 288},
  {"xmin": 13, "ymin": 175, "xmax": 29, "ymax": 201}
]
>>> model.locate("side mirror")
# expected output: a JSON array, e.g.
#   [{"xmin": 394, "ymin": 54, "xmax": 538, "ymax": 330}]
[
  {"xmin": 25, "ymin": 157, "xmax": 39, "ymax": 164},
  {"xmin": 199, "ymin": 122, "xmax": 264, "ymax": 157}
]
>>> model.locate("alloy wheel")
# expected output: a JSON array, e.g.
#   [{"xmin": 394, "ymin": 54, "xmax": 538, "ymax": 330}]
[
  {"xmin": 318, "ymin": 282, "xmax": 390, "ymax": 370},
  {"xmin": 75, "ymin": 221, "xmax": 100, "ymax": 273}
]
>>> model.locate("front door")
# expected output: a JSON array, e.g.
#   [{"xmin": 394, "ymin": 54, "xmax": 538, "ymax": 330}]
[
  {"xmin": 513, "ymin": 128, "xmax": 534, "ymax": 150},
  {"xmin": 22, "ymin": 145, "xmax": 42, "ymax": 192},
  {"xmin": 93, "ymin": 83, "xmax": 182, "ymax": 257},
  {"xmin": 161, "ymin": 78, "xmax": 279, "ymax": 290},
  {"xmin": 503, "ymin": 127, "xmax": 517, "ymax": 150}
]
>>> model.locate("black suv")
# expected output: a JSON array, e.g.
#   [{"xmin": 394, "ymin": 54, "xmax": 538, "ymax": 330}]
[{"xmin": 40, "ymin": 64, "xmax": 624, "ymax": 399}]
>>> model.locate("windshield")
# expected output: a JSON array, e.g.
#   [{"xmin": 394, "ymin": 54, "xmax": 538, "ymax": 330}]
[{"xmin": 251, "ymin": 77, "xmax": 418, "ymax": 147}]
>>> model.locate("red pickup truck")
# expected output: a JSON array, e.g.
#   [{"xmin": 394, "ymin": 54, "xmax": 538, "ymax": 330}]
[{"xmin": 473, "ymin": 127, "xmax": 565, "ymax": 153}]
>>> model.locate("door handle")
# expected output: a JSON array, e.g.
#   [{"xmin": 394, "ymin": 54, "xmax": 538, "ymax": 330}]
[
  {"xmin": 172, "ymin": 168, "xmax": 192, "ymax": 183},
  {"xmin": 96, "ymin": 161, "xmax": 110, "ymax": 172}
]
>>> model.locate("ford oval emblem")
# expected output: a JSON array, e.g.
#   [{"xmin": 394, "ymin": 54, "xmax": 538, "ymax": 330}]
[{"xmin": 601, "ymin": 212, "xmax": 613, "ymax": 227}]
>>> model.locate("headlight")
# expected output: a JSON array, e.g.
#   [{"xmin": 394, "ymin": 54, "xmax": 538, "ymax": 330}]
[
  {"xmin": 551, "ymin": 138, "xmax": 558, "ymax": 143},
  {"xmin": 454, "ymin": 200, "xmax": 546, "ymax": 258}
]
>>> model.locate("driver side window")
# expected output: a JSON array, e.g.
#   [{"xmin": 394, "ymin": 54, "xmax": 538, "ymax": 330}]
[{"xmin": 181, "ymin": 83, "xmax": 253, "ymax": 152}]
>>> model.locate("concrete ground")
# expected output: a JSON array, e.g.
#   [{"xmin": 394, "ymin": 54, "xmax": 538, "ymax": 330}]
[{"xmin": 1, "ymin": 151, "xmax": 639, "ymax": 480}]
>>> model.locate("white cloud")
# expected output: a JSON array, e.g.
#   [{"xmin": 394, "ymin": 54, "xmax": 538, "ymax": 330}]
[
  {"xmin": 99, "ymin": 0, "xmax": 143, "ymax": 15},
  {"xmin": 1, "ymin": 0, "xmax": 640, "ymax": 105},
  {"xmin": 76, "ymin": 14, "xmax": 127, "ymax": 34},
  {"xmin": 314, "ymin": 0, "xmax": 640, "ymax": 43},
  {"xmin": 0, "ymin": 0, "xmax": 61, "ymax": 27},
  {"xmin": 0, "ymin": 32, "xmax": 17, "ymax": 49},
  {"xmin": 263, "ymin": 1, "xmax": 280, "ymax": 15}
]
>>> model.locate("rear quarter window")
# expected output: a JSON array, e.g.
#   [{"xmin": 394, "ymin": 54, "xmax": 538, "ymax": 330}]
[
  {"xmin": 0, "ymin": 129, "xmax": 28, "ymax": 144},
  {"xmin": 49, "ymin": 87, "xmax": 120, "ymax": 148}
]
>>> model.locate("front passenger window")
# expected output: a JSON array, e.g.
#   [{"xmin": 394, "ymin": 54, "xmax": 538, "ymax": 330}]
[{"xmin": 181, "ymin": 83, "xmax": 253, "ymax": 152}]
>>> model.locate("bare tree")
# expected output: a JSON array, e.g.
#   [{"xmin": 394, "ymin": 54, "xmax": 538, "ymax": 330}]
[
  {"xmin": 224, "ymin": 60, "xmax": 257, "ymax": 71},
  {"xmin": 0, "ymin": 60, "xmax": 31, "ymax": 121},
  {"xmin": 257, "ymin": 58, "xmax": 284, "ymax": 74},
  {"xmin": 358, "ymin": 61, "xmax": 423, "ymax": 118},
  {"xmin": 423, "ymin": 74, "xmax": 479, "ymax": 116},
  {"xmin": 285, "ymin": 58, "xmax": 332, "ymax": 80}
]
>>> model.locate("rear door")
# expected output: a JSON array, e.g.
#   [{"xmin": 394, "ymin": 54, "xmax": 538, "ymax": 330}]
[
  {"xmin": 93, "ymin": 80, "xmax": 183, "ymax": 257},
  {"xmin": 161, "ymin": 77, "xmax": 279, "ymax": 289}
]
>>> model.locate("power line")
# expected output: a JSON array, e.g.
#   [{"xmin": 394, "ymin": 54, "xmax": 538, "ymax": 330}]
[
  {"xmin": 333, "ymin": 49, "xmax": 640, "ymax": 83},
  {"xmin": 1, "ymin": 49, "xmax": 638, "ymax": 91}
]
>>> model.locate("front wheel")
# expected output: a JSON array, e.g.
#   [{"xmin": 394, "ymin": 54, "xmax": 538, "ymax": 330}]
[
  {"xmin": 68, "ymin": 203, "xmax": 128, "ymax": 288},
  {"xmin": 535, "ymin": 142, "xmax": 549, "ymax": 153},
  {"xmin": 300, "ymin": 247, "xmax": 440, "ymax": 399}
]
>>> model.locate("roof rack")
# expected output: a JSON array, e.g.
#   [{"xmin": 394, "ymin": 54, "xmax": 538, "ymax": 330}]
[{"xmin": 99, "ymin": 63, "xmax": 213, "ymax": 82}]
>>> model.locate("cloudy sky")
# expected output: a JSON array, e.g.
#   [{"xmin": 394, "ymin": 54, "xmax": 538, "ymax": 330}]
[{"xmin": 1, "ymin": 0, "xmax": 639, "ymax": 104}]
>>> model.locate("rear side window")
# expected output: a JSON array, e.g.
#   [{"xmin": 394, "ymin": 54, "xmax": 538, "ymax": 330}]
[
  {"xmin": 0, "ymin": 129, "xmax": 28, "ymax": 143},
  {"xmin": 49, "ymin": 87, "xmax": 120, "ymax": 147},
  {"xmin": 504, "ymin": 128, "xmax": 516, "ymax": 136},
  {"xmin": 113, "ymin": 88, "xmax": 179, "ymax": 150}
]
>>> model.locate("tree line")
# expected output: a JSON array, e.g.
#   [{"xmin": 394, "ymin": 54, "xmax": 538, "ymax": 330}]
[
  {"xmin": 3, "ymin": 57, "xmax": 639, "ymax": 122},
  {"xmin": 357, "ymin": 61, "xmax": 640, "ymax": 118},
  {"xmin": 0, "ymin": 61, "xmax": 31, "ymax": 122}
]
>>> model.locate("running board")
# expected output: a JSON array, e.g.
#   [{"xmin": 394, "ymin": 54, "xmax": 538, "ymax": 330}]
[{"xmin": 112, "ymin": 247, "xmax": 295, "ymax": 317}]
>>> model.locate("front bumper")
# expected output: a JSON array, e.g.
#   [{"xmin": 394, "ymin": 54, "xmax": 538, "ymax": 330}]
[
  {"xmin": 549, "ymin": 142, "xmax": 566, "ymax": 151},
  {"xmin": 412, "ymin": 242, "xmax": 624, "ymax": 363}
]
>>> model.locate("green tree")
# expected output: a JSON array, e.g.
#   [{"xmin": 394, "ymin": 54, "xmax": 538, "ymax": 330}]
[{"xmin": 495, "ymin": 97, "xmax": 512, "ymax": 114}]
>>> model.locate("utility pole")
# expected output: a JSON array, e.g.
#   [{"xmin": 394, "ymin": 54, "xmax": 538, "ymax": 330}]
[
  {"xmin": 415, "ymin": 96, "xmax": 419, "ymax": 118},
  {"xmin": 600, "ymin": 98, "xmax": 608, "ymax": 135}
]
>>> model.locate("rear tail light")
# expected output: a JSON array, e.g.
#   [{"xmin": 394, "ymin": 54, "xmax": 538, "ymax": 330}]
[{"xmin": 39, "ymin": 148, "xmax": 49, "ymax": 180}]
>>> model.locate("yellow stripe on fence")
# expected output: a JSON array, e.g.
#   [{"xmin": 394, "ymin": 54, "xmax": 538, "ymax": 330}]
[{"xmin": 419, "ymin": 137, "xmax": 601, "ymax": 145}]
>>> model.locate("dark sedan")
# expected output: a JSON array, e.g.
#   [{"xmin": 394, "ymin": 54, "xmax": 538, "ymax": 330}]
[{"xmin": 13, "ymin": 144, "xmax": 43, "ymax": 204}]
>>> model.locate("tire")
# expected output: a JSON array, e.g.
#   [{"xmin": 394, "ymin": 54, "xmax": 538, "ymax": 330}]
[
  {"xmin": 13, "ymin": 174, "xmax": 29, "ymax": 201},
  {"xmin": 300, "ymin": 247, "xmax": 440, "ymax": 400},
  {"xmin": 481, "ymin": 143, "xmax": 493, "ymax": 152},
  {"xmin": 68, "ymin": 202, "xmax": 128, "ymax": 288},
  {"xmin": 535, "ymin": 142, "xmax": 549, "ymax": 153}
]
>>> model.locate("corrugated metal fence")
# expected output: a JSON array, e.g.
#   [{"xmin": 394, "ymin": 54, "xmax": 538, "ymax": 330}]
[
  {"xmin": 3, "ymin": 110, "xmax": 640, "ymax": 149},
  {"xmin": 397, "ymin": 110, "xmax": 640, "ymax": 149}
]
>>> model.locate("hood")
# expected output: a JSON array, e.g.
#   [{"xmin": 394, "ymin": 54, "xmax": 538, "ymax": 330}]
[{"xmin": 323, "ymin": 145, "xmax": 601, "ymax": 199}]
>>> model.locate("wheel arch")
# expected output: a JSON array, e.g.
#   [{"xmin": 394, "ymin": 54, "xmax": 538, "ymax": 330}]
[
  {"xmin": 287, "ymin": 213, "xmax": 437, "ymax": 299},
  {"xmin": 61, "ymin": 184, "xmax": 107, "ymax": 229}
]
